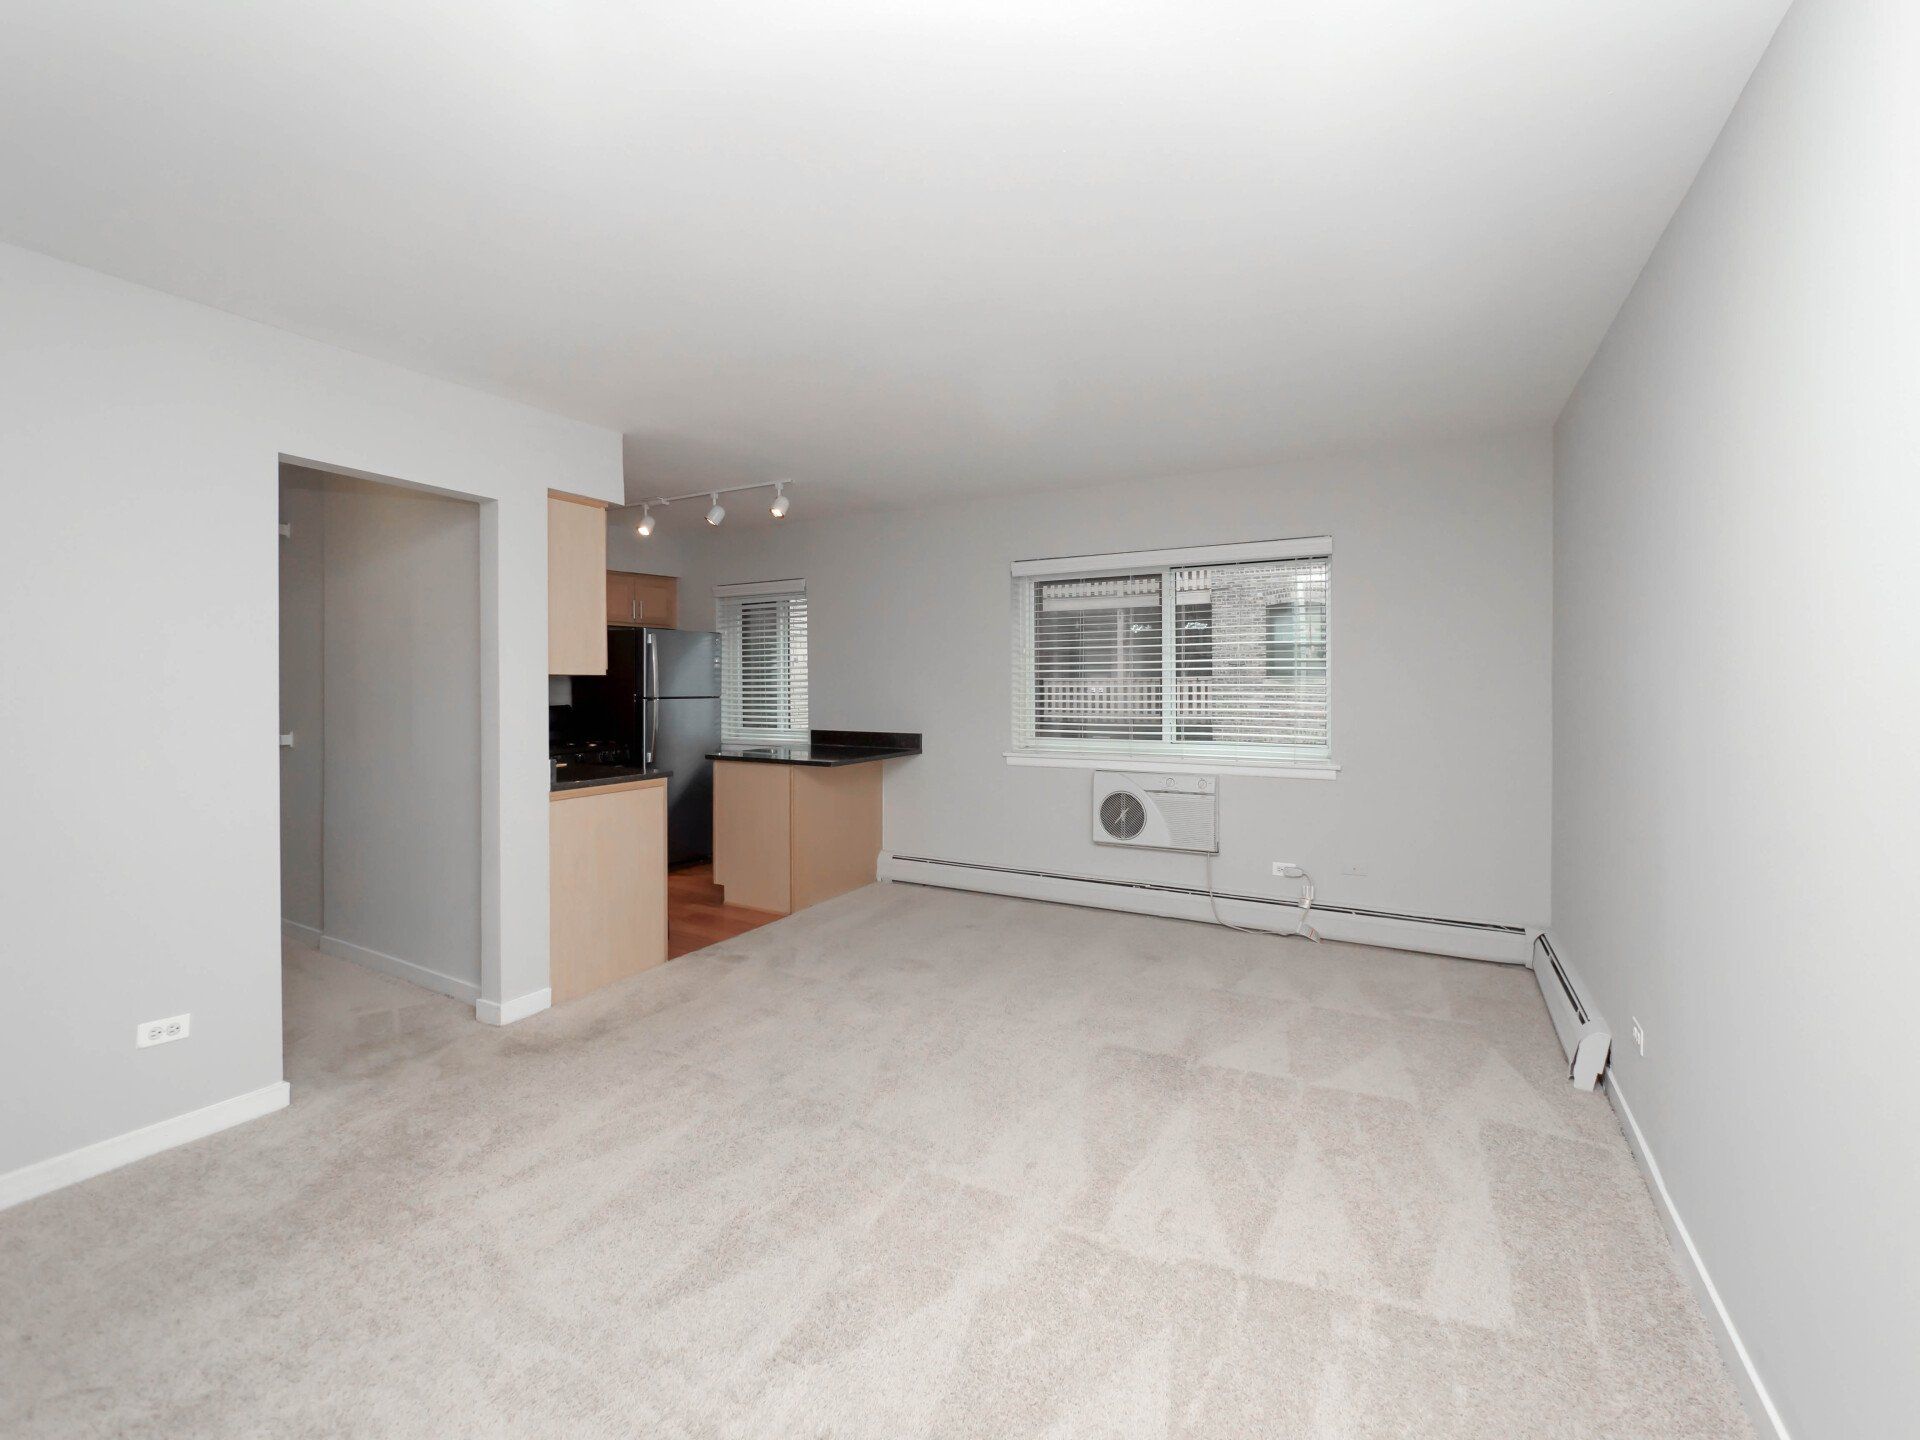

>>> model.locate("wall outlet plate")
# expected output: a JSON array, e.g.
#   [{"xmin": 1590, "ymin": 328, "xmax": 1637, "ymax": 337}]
[
  {"xmin": 1271, "ymin": 861, "xmax": 1306, "ymax": 878},
  {"xmin": 137, "ymin": 1014, "xmax": 191, "ymax": 1048},
  {"xmin": 1631, "ymin": 1016, "xmax": 1646, "ymax": 1056}
]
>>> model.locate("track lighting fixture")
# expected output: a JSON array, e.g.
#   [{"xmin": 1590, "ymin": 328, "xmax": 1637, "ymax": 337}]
[{"xmin": 631, "ymin": 479, "xmax": 795, "ymax": 531}]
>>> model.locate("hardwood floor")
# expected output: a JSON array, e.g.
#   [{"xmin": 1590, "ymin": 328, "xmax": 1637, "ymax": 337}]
[{"xmin": 668, "ymin": 861, "xmax": 782, "ymax": 959}]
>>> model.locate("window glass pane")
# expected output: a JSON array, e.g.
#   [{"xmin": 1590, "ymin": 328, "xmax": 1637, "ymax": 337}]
[
  {"xmin": 1174, "ymin": 594, "xmax": 1213, "ymax": 741},
  {"xmin": 721, "ymin": 591, "xmax": 809, "ymax": 743},
  {"xmin": 1031, "ymin": 572, "xmax": 1163, "ymax": 741},
  {"xmin": 1266, "ymin": 597, "xmax": 1328, "ymax": 679},
  {"xmin": 1188, "ymin": 557, "xmax": 1327, "ymax": 752},
  {"xmin": 738, "ymin": 600, "xmax": 786, "ymax": 731}
]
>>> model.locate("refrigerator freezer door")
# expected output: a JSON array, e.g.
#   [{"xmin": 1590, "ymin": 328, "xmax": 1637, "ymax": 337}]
[
  {"xmin": 644, "ymin": 628, "xmax": 720, "ymax": 698},
  {"xmin": 651, "ymin": 696, "xmax": 719, "ymax": 863},
  {"xmin": 606, "ymin": 627, "xmax": 643, "ymax": 690}
]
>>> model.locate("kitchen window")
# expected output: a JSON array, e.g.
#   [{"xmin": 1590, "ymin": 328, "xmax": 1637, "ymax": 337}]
[
  {"xmin": 1009, "ymin": 537, "xmax": 1334, "ymax": 776},
  {"xmin": 716, "ymin": 579, "xmax": 809, "ymax": 744}
]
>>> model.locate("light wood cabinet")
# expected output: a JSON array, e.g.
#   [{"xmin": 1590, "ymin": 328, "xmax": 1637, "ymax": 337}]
[
  {"xmin": 549, "ymin": 778, "xmax": 668, "ymax": 1003},
  {"xmin": 548, "ymin": 493, "xmax": 608, "ymax": 675},
  {"xmin": 713, "ymin": 762, "xmax": 792, "ymax": 912},
  {"xmin": 607, "ymin": 571, "xmax": 678, "ymax": 628},
  {"xmin": 713, "ymin": 760, "xmax": 882, "ymax": 916}
]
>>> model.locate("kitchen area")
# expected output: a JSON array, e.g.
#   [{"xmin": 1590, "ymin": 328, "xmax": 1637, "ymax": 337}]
[{"xmin": 544, "ymin": 491, "xmax": 918, "ymax": 1005}]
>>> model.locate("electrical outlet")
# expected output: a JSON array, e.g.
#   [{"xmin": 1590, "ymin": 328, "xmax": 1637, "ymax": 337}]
[
  {"xmin": 137, "ymin": 1014, "xmax": 191, "ymax": 1048},
  {"xmin": 1630, "ymin": 1016, "xmax": 1645, "ymax": 1057},
  {"xmin": 1271, "ymin": 861, "xmax": 1305, "ymax": 878}
]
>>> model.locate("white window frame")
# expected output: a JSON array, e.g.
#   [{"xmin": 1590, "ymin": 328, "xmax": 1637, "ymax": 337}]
[
  {"xmin": 716, "ymin": 578, "xmax": 809, "ymax": 745},
  {"xmin": 1006, "ymin": 536, "xmax": 1338, "ymax": 780}
]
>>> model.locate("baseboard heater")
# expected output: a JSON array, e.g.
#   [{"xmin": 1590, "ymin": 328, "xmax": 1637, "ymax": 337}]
[
  {"xmin": 1531, "ymin": 934, "xmax": 1610, "ymax": 1090},
  {"xmin": 879, "ymin": 852, "xmax": 1530, "ymax": 965}
]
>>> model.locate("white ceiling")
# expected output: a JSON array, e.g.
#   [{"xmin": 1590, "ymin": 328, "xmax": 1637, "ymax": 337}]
[{"xmin": 1, "ymin": 1, "xmax": 1787, "ymax": 516}]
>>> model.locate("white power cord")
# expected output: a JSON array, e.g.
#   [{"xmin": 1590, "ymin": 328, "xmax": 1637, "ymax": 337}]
[{"xmin": 1204, "ymin": 853, "xmax": 1320, "ymax": 942}]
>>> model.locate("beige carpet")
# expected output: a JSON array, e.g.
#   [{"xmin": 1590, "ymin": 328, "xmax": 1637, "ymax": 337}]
[{"xmin": 2, "ymin": 883, "xmax": 1751, "ymax": 1439}]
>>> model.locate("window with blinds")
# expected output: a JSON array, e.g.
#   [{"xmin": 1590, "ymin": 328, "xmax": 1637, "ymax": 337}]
[
  {"xmin": 1011, "ymin": 542, "xmax": 1331, "ymax": 764},
  {"xmin": 717, "ymin": 580, "xmax": 809, "ymax": 745}
]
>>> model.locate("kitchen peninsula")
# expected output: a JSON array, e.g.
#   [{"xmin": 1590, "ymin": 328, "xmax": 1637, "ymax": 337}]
[{"xmin": 710, "ymin": 731, "xmax": 920, "ymax": 916}]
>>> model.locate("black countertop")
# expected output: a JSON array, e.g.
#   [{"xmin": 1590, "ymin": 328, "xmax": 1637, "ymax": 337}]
[
  {"xmin": 708, "ymin": 729, "xmax": 921, "ymax": 768},
  {"xmin": 550, "ymin": 761, "xmax": 672, "ymax": 793}
]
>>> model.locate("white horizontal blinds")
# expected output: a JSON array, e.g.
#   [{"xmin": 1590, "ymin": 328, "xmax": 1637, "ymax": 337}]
[
  {"xmin": 1028, "ymin": 572, "xmax": 1164, "ymax": 742},
  {"xmin": 1176, "ymin": 556, "xmax": 1329, "ymax": 754},
  {"xmin": 718, "ymin": 586, "xmax": 809, "ymax": 744},
  {"xmin": 1012, "ymin": 551, "xmax": 1331, "ymax": 761}
]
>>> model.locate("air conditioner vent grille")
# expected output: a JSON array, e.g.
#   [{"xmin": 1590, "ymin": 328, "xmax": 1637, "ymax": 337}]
[
  {"xmin": 1091, "ymin": 771, "xmax": 1218, "ymax": 854},
  {"xmin": 1099, "ymin": 790, "xmax": 1146, "ymax": 839}
]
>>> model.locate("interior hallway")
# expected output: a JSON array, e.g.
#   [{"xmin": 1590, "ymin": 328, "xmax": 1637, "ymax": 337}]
[{"xmin": 1, "ymin": 885, "xmax": 1751, "ymax": 1438}]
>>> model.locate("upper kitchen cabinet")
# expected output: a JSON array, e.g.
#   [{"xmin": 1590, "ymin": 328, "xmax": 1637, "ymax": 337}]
[
  {"xmin": 607, "ymin": 571, "xmax": 679, "ymax": 629},
  {"xmin": 548, "ymin": 492, "xmax": 608, "ymax": 675}
]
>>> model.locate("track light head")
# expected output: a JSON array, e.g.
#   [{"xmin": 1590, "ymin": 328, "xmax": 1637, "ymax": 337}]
[
  {"xmin": 770, "ymin": 481, "xmax": 790, "ymax": 519},
  {"xmin": 636, "ymin": 504, "xmax": 655, "ymax": 537},
  {"xmin": 706, "ymin": 493, "xmax": 725, "ymax": 526}
]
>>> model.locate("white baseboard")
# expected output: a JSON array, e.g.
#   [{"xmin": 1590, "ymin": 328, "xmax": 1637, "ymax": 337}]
[
  {"xmin": 281, "ymin": 918, "xmax": 321, "ymax": 946},
  {"xmin": 476, "ymin": 988, "xmax": 551, "ymax": 1026},
  {"xmin": 0, "ymin": 1080, "xmax": 291, "ymax": 1213},
  {"xmin": 1606, "ymin": 1072, "xmax": 1791, "ymax": 1440},
  {"xmin": 878, "ymin": 853, "xmax": 1530, "ymax": 964},
  {"xmin": 318, "ymin": 934, "xmax": 480, "ymax": 1004}
]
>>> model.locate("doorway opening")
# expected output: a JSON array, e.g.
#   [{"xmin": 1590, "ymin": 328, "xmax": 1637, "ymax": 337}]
[{"xmin": 277, "ymin": 462, "xmax": 485, "ymax": 1071}]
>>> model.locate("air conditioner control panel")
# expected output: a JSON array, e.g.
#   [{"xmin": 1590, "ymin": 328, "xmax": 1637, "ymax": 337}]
[{"xmin": 1140, "ymin": 774, "xmax": 1215, "ymax": 795}]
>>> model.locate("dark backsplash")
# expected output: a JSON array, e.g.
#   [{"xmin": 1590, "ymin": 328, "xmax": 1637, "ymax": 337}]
[
  {"xmin": 550, "ymin": 703, "xmax": 635, "ymax": 764},
  {"xmin": 809, "ymin": 729, "xmax": 922, "ymax": 752}
]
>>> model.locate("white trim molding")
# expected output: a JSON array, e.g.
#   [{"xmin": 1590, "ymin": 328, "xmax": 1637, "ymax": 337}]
[
  {"xmin": 318, "ymin": 934, "xmax": 480, "ymax": 1005},
  {"xmin": 714, "ymin": 576, "xmax": 805, "ymax": 599},
  {"xmin": 1012, "ymin": 534, "xmax": 1332, "ymax": 577},
  {"xmin": 1005, "ymin": 750, "xmax": 1339, "ymax": 780},
  {"xmin": 879, "ymin": 853, "xmax": 1529, "ymax": 964},
  {"xmin": 281, "ymin": 918, "xmax": 322, "ymax": 947},
  {"xmin": 1606, "ymin": 1073, "xmax": 1792, "ymax": 1440},
  {"xmin": 0, "ymin": 1081, "xmax": 291, "ymax": 1212},
  {"xmin": 476, "ymin": 988, "xmax": 551, "ymax": 1026}
]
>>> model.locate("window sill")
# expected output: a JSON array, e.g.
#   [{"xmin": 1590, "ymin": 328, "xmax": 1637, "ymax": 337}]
[{"xmin": 1003, "ymin": 751, "xmax": 1340, "ymax": 780}]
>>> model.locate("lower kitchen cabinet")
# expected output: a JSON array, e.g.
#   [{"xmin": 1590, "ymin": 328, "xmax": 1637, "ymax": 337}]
[
  {"xmin": 549, "ymin": 777, "xmax": 667, "ymax": 1003},
  {"xmin": 712, "ymin": 760, "xmax": 881, "ymax": 916}
]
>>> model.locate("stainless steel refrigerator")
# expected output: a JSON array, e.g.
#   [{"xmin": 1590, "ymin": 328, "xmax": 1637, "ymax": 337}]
[{"xmin": 569, "ymin": 628, "xmax": 720, "ymax": 865}]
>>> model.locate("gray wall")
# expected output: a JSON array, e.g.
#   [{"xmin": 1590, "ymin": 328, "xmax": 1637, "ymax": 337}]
[
  {"xmin": 653, "ymin": 432, "xmax": 1553, "ymax": 931},
  {"xmin": 606, "ymin": 504, "xmax": 701, "ymax": 582},
  {"xmin": 0, "ymin": 243, "xmax": 619, "ymax": 1184},
  {"xmin": 1553, "ymin": 1, "xmax": 1920, "ymax": 1434},
  {"xmin": 279, "ymin": 468, "xmax": 482, "ymax": 996}
]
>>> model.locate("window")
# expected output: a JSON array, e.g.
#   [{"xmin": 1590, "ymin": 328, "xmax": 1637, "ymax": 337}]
[
  {"xmin": 717, "ymin": 579, "xmax": 808, "ymax": 744},
  {"xmin": 1011, "ymin": 538, "xmax": 1332, "ymax": 771}
]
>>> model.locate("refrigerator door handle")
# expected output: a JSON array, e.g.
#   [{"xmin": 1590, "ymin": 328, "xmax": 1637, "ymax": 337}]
[
  {"xmin": 645, "ymin": 698, "xmax": 657, "ymax": 769},
  {"xmin": 646, "ymin": 630, "xmax": 659, "ymax": 703}
]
